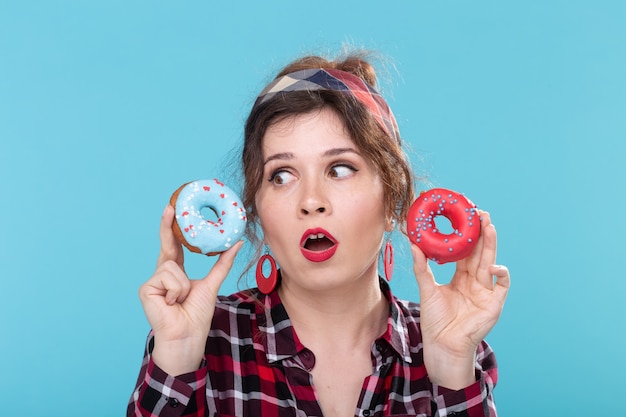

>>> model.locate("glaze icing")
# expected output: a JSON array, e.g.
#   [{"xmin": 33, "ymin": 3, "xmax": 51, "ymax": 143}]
[
  {"xmin": 406, "ymin": 188, "xmax": 481, "ymax": 264},
  {"xmin": 172, "ymin": 179, "xmax": 247, "ymax": 254}
]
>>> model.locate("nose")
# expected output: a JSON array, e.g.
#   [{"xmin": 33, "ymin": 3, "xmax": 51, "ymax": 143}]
[
  {"xmin": 301, "ymin": 206, "xmax": 326, "ymax": 215},
  {"xmin": 298, "ymin": 178, "xmax": 331, "ymax": 216}
]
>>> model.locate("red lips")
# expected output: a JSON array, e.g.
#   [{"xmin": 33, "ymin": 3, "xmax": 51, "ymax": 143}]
[{"xmin": 300, "ymin": 228, "xmax": 338, "ymax": 262}]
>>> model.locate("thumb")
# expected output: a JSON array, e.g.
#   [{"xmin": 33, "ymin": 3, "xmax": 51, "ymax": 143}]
[
  {"xmin": 410, "ymin": 242, "xmax": 437, "ymax": 295},
  {"xmin": 199, "ymin": 240, "xmax": 244, "ymax": 295},
  {"xmin": 176, "ymin": 241, "xmax": 244, "ymax": 331}
]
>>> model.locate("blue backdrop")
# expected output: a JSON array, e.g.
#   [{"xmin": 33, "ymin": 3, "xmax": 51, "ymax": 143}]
[{"xmin": 1, "ymin": 1, "xmax": 625, "ymax": 415}]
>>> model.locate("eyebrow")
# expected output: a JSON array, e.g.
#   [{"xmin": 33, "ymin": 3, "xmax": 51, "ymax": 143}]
[{"xmin": 263, "ymin": 147, "xmax": 360, "ymax": 165}]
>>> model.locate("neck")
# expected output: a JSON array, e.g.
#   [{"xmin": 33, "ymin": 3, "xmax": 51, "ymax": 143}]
[{"xmin": 277, "ymin": 270, "xmax": 388, "ymax": 350}]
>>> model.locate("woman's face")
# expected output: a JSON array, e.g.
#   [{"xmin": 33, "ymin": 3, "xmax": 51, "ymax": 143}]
[{"xmin": 255, "ymin": 108, "xmax": 388, "ymax": 292}]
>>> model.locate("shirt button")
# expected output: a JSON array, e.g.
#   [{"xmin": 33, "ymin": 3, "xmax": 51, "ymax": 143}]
[
  {"xmin": 363, "ymin": 410, "xmax": 372, "ymax": 417},
  {"xmin": 168, "ymin": 397, "xmax": 179, "ymax": 408}
]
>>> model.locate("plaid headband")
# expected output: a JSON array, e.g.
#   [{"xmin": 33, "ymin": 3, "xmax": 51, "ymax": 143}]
[{"xmin": 255, "ymin": 68, "xmax": 399, "ymax": 142}]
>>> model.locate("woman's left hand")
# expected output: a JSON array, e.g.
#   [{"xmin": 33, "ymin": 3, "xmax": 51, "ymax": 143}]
[{"xmin": 410, "ymin": 210, "xmax": 510, "ymax": 390}]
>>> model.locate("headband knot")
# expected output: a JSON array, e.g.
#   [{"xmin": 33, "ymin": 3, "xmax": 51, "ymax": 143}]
[{"xmin": 255, "ymin": 68, "xmax": 399, "ymax": 142}]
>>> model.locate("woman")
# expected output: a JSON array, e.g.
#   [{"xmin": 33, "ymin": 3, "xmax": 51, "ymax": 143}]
[{"xmin": 128, "ymin": 53, "xmax": 510, "ymax": 417}]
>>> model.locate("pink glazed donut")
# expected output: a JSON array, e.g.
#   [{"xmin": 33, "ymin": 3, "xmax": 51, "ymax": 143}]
[{"xmin": 406, "ymin": 188, "xmax": 481, "ymax": 264}]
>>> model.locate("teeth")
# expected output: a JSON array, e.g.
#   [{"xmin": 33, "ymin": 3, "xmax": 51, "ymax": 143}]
[{"xmin": 308, "ymin": 233, "xmax": 326, "ymax": 240}]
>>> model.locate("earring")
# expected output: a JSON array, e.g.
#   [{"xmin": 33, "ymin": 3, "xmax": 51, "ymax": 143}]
[
  {"xmin": 256, "ymin": 249, "xmax": 278, "ymax": 294},
  {"xmin": 383, "ymin": 240, "xmax": 394, "ymax": 282}
]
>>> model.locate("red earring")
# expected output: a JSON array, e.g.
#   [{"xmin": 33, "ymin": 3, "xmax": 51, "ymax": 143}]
[
  {"xmin": 383, "ymin": 241, "xmax": 394, "ymax": 282},
  {"xmin": 256, "ymin": 252, "xmax": 278, "ymax": 294}
]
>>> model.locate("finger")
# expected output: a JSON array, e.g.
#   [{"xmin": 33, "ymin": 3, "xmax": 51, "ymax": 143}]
[
  {"xmin": 490, "ymin": 264, "xmax": 511, "ymax": 304},
  {"xmin": 161, "ymin": 260, "xmax": 192, "ymax": 304},
  {"xmin": 476, "ymin": 219, "xmax": 498, "ymax": 289},
  {"xmin": 157, "ymin": 205, "xmax": 184, "ymax": 268},
  {"xmin": 410, "ymin": 242, "xmax": 437, "ymax": 295},
  {"xmin": 453, "ymin": 210, "xmax": 487, "ymax": 277},
  {"xmin": 463, "ymin": 210, "xmax": 492, "ymax": 271},
  {"xmin": 140, "ymin": 260, "xmax": 191, "ymax": 306}
]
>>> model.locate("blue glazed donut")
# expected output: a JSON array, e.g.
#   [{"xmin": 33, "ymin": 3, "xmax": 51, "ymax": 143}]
[{"xmin": 170, "ymin": 179, "xmax": 247, "ymax": 255}]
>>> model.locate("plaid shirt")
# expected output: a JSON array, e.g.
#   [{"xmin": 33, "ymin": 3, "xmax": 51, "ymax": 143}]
[{"xmin": 127, "ymin": 280, "xmax": 498, "ymax": 417}]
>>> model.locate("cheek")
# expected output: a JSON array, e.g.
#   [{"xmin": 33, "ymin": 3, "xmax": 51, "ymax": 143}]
[
  {"xmin": 255, "ymin": 192, "xmax": 287, "ymax": 239},
  {"xmin": 339, "ymin": 187, "xmax": 386, "ymax": 227}
]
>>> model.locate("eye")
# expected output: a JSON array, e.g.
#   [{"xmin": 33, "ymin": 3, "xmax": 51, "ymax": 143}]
[
  {"xmin": 329, "ymin": 164, "xmax": 357, "ymax": 179},
  {"xmin": 268, "ymin": 169, "xmax": 296, "ymax": 185}
]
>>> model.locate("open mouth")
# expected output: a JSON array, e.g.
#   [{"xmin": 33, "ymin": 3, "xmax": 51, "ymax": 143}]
[
  {"xmin": 300, "ymin": 228, "xmax": 338, "ymax": 262},
  {"xmin": 303, "ymin": 233, "xmax": 335, "ymax": 251}
]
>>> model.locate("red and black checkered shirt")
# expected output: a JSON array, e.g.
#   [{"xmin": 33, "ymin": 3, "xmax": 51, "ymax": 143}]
[{"xmin": 127, "ymin": 280, "xmax": 498, "ymax": 417}]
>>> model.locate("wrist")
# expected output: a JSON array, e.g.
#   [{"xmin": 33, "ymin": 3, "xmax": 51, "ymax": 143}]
[
  {"xmin": 425, "ymin": 350, "xmax": 476, "ymax": 390},
  {"xmin": 152, "ymin": 335, "xmax": 207, "ymax": 376}
]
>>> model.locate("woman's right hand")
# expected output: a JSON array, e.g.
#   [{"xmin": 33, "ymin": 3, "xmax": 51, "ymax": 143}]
[{"xmin": 138, "ymin": 205, "xmax": 243, "ymax": 375}]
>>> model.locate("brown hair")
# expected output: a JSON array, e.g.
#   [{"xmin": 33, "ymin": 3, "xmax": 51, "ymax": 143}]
[{"xmin": 241, "ymin": 53, "xmax": 415, "ymax": 249}]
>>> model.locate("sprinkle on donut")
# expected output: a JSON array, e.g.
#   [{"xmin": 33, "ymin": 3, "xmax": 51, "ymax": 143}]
[
  {"xmin": 406, "ymin": 188, "xmax": 481, "ymax": 264},
  {"xmin": 170, "ymin": 179, "xmax": 247, "ymax": 256}
]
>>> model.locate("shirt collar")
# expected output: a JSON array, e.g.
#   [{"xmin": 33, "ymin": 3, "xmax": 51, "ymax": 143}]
[
  {"xmin": 378, "ymin": 279, "xmax": 413, "ymax": 363},
  {"xmin": 256, "ymin": 278, "xmax": 413, "ymax": 364},
  {"xmin": 256, "ymin": 288, "xmax": 306, "ymax": 363}
]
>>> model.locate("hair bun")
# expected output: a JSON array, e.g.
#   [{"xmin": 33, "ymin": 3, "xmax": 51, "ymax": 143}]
[
  {"xmin": 276, "ymin": 53, "xmax": 378, "ymax": 88},
  {"xmin": 335, "ymin": 56, "xmax": 377, "ymax": 88}
]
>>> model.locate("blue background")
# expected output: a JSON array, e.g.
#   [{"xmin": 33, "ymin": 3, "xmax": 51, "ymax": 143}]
[{"xmin": 1, "ymin": 1, "xmax": 625, "ymax": 415}]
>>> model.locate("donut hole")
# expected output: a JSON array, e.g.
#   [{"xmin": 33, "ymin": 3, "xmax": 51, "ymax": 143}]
[
  {"xmin": 434, "ymin": 215, "xmax": 454, "ymax": 234},
  {"xmin": 201, "ymin": 206, "xmax": 220, "ymax": 224}
]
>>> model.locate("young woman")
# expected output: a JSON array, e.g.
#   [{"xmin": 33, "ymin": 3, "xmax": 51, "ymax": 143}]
[{"xmin": 127, "ymin": 53, "xmax": 510, "ymax": 417}]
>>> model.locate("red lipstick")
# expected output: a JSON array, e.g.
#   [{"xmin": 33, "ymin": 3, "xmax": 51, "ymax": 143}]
[{"xmin": 300, "ymin": 228, "xmax": 338, "ymax": 262}]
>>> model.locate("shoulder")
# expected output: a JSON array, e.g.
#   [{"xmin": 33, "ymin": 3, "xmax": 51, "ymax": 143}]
[
  {"xmin": 206, "ymin": 289, "xmax": 265, "ymax": 348},
  {"xmin": 391, "ymin": 295, "xmax": 422, "ymax": 325},
  {"xmin": 380, "ymin": 280, "xmax": 423, "ymax": 344},
  {"xmin": 387, "ymin": 292, "xmax": 425, "ymax": 348},
  {"xmin": 393, "ymin": 296, "xmax": 420, "ymax": 315},
  {"xmin": 210, "ymin": 289, "xmax": 261, "ymax": 330},
  {"xmin": 215, "ymin": 289, "xmax": 260, "ymax": 315}
]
